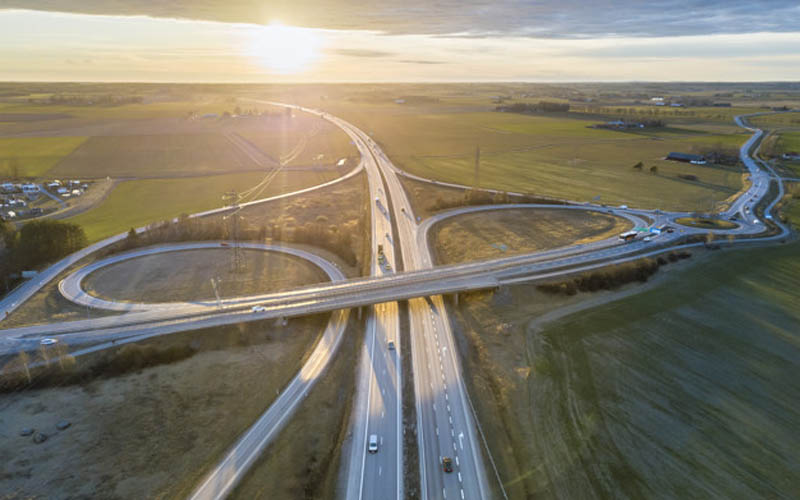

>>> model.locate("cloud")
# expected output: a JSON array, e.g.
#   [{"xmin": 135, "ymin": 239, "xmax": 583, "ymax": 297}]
[
  {"xmin": 2, "ymin": 0, "xmax": 799, "ymax": 38},
  {"xmin": 333, "ymin": 48, "xmax": 394, "ymax": 58},
  {"xmin": 397, "ymin": 59, "xmax": 445, "ymax": 65}
]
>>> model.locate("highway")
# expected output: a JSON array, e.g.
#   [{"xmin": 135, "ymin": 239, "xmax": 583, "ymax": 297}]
[
  {"xmin": 341, "ymin": 119, "xmax": 402, "ymax": 500},
  {"xmin": 0, "ymin": 103, "xmax": 794, "ymax": 500}
]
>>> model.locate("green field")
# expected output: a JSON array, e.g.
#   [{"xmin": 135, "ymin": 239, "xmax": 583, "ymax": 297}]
[
  {"xmin": 453, "ymin": 241, "xmax": 800, "ymax": 498},
  {"xmin": 67, "ymin": 169, "xmax": 341, "ymax": 242},
  {"xmin": 50, "ymin": 134, "xmax": 263, "ymax": 178},
  {"xmin": 0, "ymin": 136, "xmax": 86, "ymax": 178},
  {"xmin": 751, "ymin": 113, "xmax": 800, "ymax": 128},
  {"xmin": 325, "ymin": 108, "xmax": 746, "ymax": 210},
  {"xmin": 776, "ymin": 131, "xmax": 800, "ymax": 153}
]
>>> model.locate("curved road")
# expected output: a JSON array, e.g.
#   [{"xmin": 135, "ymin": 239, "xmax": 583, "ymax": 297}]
[
  {"xmin": 59, "ymin": 242, "xmax": 345, "ymax": 312},
  {"xmin": 0, "ymin": 158, "xmax": 363, "ymax": 321}
]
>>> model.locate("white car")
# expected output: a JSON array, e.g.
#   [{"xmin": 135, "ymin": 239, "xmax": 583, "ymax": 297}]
[
  {"xmin": 40, "ymin": 338, "xmax": 58, "ymax": 346},
  {"xmin": 251, "ymin": 305, "xmax": 267, "ymax": 313},
  {"xmin": 643, "ymin": 236, "xmax": 652, "ymax": 242},
  {"xmin": 368, "ymin": 434, "xmax": 379, "ymax": 453}
]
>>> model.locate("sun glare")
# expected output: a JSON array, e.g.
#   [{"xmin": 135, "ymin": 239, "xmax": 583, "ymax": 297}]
[{"xmin": 248, "ymin": 22, "xmax": 321, "ymax": 74}]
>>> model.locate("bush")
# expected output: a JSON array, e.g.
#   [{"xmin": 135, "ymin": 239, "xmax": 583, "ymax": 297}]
[{"xmin": 537, "ymin": 253, "xmax": 690, "ymax": 296}]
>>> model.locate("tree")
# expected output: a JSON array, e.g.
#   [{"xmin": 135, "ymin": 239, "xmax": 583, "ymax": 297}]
[
  {"xmin": 650, "ymin": 165, "xmax": 658, "ymax": 175},
  {"xmin": 126, "ymin": 227, "xmax": 139, "ymax": 248},
  {"xmin": 14, "ymin": 220, "xmax": 87, "ymax": 270},
  {"xmin": 632, "ymin": 162, "xmax": 643, "ymax": 171}
]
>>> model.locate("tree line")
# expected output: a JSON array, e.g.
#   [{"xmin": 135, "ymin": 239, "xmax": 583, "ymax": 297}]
[
  {"xmin": 0, "ymin": 219, "xmax": 88, "ymax": 293},
  {"xmin": 537, "ymin": 251, "xmax": 692, "ymax": 296},
  {"xmin": 496, "ymin": 101, "xmax": 570, "ymax": 113},
  {"xmin": 113, "ymin": 212, "xmax": 359, "ymax": 268}
]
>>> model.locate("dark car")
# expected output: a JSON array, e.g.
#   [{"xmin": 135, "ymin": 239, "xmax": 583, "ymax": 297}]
[{"xmin": 442, "ymin": 457, "xmax": 453, "ymax": 473}]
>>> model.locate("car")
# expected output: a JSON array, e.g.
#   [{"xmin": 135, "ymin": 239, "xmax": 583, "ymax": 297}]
[
  {"xmin": 442, "ymin": 457, "xmax": 453, "ymax": 473},
  {"xmin": 400, "ymin": 207, "xmax": 405, "ymax": 213},
  {"xmin": 251, "ymin": 305, "xmax": 267, "ymax": 313},
  {"xmin": 40, "ymin": 338, "xmax": 58, "ymax": 346},
  {"xmin": 368, "ymin": 434, "xmax": 379, "ymax": 453},
  {"xmin": 643, "ymin": 236, "xmax": 652, "ymax": 242},
  {"xmin": 388, "ymin": 340, "xmax": 395, "ymax": 350}
]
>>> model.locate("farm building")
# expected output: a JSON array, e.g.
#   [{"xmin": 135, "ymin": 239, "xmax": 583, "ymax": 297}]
[{"xmin": 666, "ymin": 152, "xmax": 706, "ymax": 164}]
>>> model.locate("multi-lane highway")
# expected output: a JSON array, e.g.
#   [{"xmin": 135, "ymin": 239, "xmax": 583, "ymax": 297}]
[
  {"xmin": 341, "ymin": 117, "xmax": 402, "ymax": 500},
  {"xmin": 0, "ymin": 104, "xmax": 794, "ymax": 500}
]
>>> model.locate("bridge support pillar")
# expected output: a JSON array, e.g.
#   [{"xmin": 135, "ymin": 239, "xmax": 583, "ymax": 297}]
[
  {"xmin": 281, "ymin": 316, "xmax": 288, "ymax": 327},
  {"xmin": 357, "ymin": 306, "xmax": 363, "ymax": 320},
  {"xmin": 453, "ymin": 293, "xmax": 459, "ymax": 306}
]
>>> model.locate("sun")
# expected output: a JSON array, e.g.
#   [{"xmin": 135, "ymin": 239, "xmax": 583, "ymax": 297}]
[{"xmin": 248, "ymin": 22, "xmax": 321, "ymax": 74}]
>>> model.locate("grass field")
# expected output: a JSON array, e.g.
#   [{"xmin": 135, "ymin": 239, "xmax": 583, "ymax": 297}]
[
  {"xmin": 675, "ymin": 216, "xmax": 738, "ymax": 230},
  {"xmin": 0, "ymin": 136, "xmax": 86, "ymax": 178},
  {"xmin": 751, "ymin": 113, "xmax": 800, "ymax": 128},
  {"xmin": 431, "ymin": 208, "xmax": 631, "ymax": 265},
  {"xmin": 50, "ymin": 133, "xmax": 263, "ymax": 178},
  {"xmin": 0, "ymin": 315, "xmax": 331, "ymax": 499},
  {"xmin": 83, "ymin": 248, "xmax": 329, "ymax": 302},
  {"xmin": 451, "ymin": 241, "xmax": 800, "ymax": 498},
  {"xmin": 67, "ymin": 169, "xmax": 342, "ymax": 242},
  {"xmin": 775, "ymin": 130, "xmax": 800, "ymax": 154},
  {"xmin": 324, "ymin": 108, "xmax": 745, "ymax": 210}
]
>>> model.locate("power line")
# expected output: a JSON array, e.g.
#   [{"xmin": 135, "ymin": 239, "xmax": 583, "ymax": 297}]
[{"xmin": 222, "ymin": 191, "xmax": 245, "ymax": 272}]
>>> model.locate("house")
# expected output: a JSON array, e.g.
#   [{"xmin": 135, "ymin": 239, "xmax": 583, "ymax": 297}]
[
  {"xmin": 1, "ymin": 182, "xmax": 16, "ymax": 193},
  {"xmin": 57, "ymin": 187, "xmax": 68, "ymax": 195},
  {"xmin": 21, "ymin": 183, "xmax": 40, "ymax": 199},
  {"xmin": 666, "ymin": 152, "xmax": 706, "ymax": 164},
  {"xmin": 782, "ymin": 152, "xmax": 800, "ymax": 161}
]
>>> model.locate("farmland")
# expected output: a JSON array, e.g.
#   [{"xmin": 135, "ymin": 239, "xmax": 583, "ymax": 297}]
[
  {"xmin": 51, "ymin": 134, "xmax": 262, "ymax": 178},
  {"xmin": 431, "ymin": 208, "xmax": 631, "ymax": 265},
  {"xmin": 0, "ymin": 136, "xmax": 86, "ymax": 178},
  {"xmin": 66, "ymin": 169, "xmax": 342, "ymax": 242},
  {"xmin": 451, "ymin": 241, "xmax": 800, "ymax": 499},
  {"xmin": 320, "ymin": 107, "xmax": 746, "ymax": 211}
]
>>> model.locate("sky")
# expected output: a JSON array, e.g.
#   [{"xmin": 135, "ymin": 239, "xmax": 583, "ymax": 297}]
[{"xmin": 1, "ymin": 1, "xmax": 799, "ymax": 82}]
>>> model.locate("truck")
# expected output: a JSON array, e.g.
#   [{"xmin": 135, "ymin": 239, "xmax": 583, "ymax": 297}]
[{"xmin": 619, "ymin": 230, "xmax": 638, "ymax": 242}]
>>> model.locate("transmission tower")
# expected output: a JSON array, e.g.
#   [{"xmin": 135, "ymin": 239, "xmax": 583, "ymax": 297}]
[{"xmin": 223, "ymin": 191, "xmax": 245, "ymax": 272}]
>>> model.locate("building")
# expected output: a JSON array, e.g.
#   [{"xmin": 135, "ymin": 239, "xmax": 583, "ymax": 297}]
[
  {"xmin": 666, "ymin": 152, "xmax": 707, "ymax": 164},
  {"xmin": 782, "ymin": 152, "xmax": 800, "ymax": 161},
  {"xmin": 21, "ymin": 184, "xmax": 40, "ymax": 199}
]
